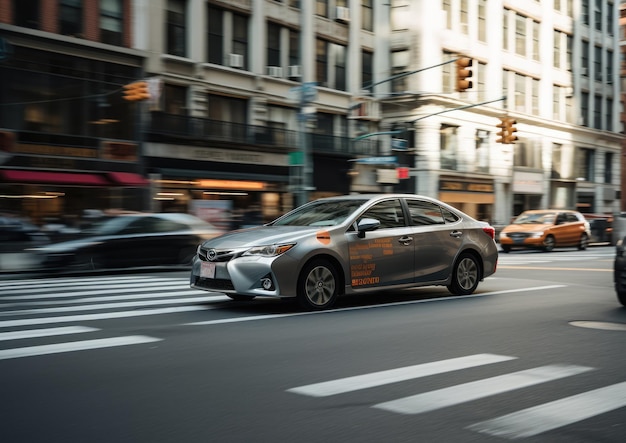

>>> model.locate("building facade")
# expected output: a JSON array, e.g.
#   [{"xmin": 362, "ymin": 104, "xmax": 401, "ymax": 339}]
[{"xmin": 0, "ymin": 0, "xmax": 622, "ymax": 228}]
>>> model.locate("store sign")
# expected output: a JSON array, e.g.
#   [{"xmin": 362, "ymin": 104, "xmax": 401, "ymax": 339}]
[
  {"xmin": 145, "ymin": 143, "xmax": 288, "ymax": 166},
  {"xmin": 440, "ymin": 180, "xmax": 494, "ymax": 193}
]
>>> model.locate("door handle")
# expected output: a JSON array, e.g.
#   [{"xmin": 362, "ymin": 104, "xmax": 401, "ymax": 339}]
[
  {"xmin": 398, "ymin": 236, "xmax": 413, "ymax": 245},
  {"xmin": 450, "ymin": 230, "xmax": 463, "ymax": 238}
]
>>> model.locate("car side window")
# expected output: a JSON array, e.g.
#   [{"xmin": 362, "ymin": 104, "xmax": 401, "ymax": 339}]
[
  {"xmin": 406, "ymin": 200, "xmax": 446, "ymax": 225},
  {"xmin": 360, "ymin": 199, "xmax": 405, "ymax": 229},
  {"xmin": 555, "ymin": 213, "xmax": 566, "ymax": 225},
  {"xmin": 566, "ymin": 213, "xmax": 579, "ymax": 223}
]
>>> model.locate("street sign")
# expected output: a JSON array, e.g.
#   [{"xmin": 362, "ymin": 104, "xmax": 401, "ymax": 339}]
[
  {"xmin": 391, "ymin": 138, "xmax": 408, "ymax": 151},
  {"xmin": 351, "ymin": 156, "xmax": 397, "ymax": 164}
]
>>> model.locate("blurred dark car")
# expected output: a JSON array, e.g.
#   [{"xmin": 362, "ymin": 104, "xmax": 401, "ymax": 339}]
[
  {"xmin": 614, "ymin": 235, "xmax": 626, "ymax": 307},
  {"xmin": 31, "ymin": 213, "xmax": 222, "ymax": 271},
  {"xmin": 0, "ymin": 215, "xmax": 50, "ymax": 251}
]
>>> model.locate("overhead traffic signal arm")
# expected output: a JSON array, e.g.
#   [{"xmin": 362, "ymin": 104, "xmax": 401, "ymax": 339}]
[
  {"xmin": 455, "ymin": 57, "xmax": 473, "ymax": 92},
  {"xmin": 123, "ymin": 81, "xmax": 150, "ymax": 101}
]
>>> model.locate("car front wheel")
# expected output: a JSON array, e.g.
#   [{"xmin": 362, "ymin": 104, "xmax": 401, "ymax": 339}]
[
  {"xmin": 543, "ymin": 235, "xmax": 556, "ymax": 252},
  {"xmin": 447, "ymin": 253, "xmax": 480, "ymax": 296},
  {"xmin": 297, "ymin": 259, "xmax": 338, "ymax": 310}
]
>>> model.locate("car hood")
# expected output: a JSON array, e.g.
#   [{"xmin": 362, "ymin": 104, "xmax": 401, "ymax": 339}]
[
  {"xmin": 502, "ymin": 224, "xmax": 551, "ymax": 234},
  {"xmin": 201, "ymin": 225, "xmax": 333, "ymax": 249}
]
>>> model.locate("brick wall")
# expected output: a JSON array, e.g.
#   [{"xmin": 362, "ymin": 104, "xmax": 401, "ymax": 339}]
[
  {"xmin": 84, "ymin": 0, "xmax": 100, "ymax": 41},
  {"xmin": 41, "ymin": 0, "xmax": 58, "ymax": 34},
  {"xmin": 0, "ymin": 0, "xmax": 12, "ymax": 23}
]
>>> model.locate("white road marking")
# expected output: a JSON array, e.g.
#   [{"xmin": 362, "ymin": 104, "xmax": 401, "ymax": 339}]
[
  {"xmin": 0, "ymin": 296, "xmax": 221, "ymax": 316},
  {"xmin": 373, "ymin": 364, "xmax": 593, "ymax": 415},
  {"xmin": 0, "ymin": 305, "xmax": 209, "ymax": 328},
  {"xmin": 0, "ymin": 282, "xmax": 194, "ymax": 299},
  {"xmin": 287, "ymin": 354, "xmax": 517, "ymax": 397},
  {"xmin": 0, "ymin": 335, "xmax": 162, "ymax": 360},
  {"xmin": 0, "ymin": 275, "xmax": 162, "ymax": 288},
  {"xmin": 0, "ymin": 326, "xmax": 98, "ymax": 341},
  {"xmin": 468, "ymin": 382, "xmax": 626, "ymax": 439}
]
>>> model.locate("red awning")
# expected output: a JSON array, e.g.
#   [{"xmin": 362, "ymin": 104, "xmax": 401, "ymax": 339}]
[
  {"xmin": 107, "ymin": 171, "xmax": 149, "ymax": 186},
  {"xmin": 0, "ymin": 170, "xmax": 110, "ymax": 186}
]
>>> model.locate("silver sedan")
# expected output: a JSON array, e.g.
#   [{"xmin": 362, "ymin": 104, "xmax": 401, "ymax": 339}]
[{"xmin": 190, "ymin": 194, "xmax": 498, "ymax": 310}]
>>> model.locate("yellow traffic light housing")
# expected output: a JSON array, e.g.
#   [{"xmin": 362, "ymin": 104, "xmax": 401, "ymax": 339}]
[
  {"xmin": 455, "ymin": 57, "xmax": 473, "ymax": 92},
  {"xmin": 123, "ymin": 81, "xmax": 150, "ymax": 101},
  {"xmin": 505, "ymin": 118, "xmax": 518, "ymax": 144},
  {"xmin": 496, "ymin": 117, "xmax": 518, "ymax": 144}
]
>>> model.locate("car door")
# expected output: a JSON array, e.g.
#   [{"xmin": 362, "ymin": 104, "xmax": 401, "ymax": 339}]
[
  {"xmin": 554, "ymin": 212, "xmax": 572, "ymax": 245},
  {"xmin": 405, "ymin": 198, "xmax": 460, "ymax": 283},
  {"xmin": 347, "ymin": 198, "xmax": 415, "ymax": 288}
]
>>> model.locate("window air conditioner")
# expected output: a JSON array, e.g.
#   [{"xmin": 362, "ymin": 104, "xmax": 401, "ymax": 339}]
[
  {"xmin": 288, "ymin": 65, "xmax": 302, "ymax": 78},
  {"xmin": 267, "ymin": 66, "xmax": 283, "ymax": 77},
  {"xmin": 335, "ymin": 6, "xmax": 350, "ymax": 23},
  {"xmin": 229, "ymin": 53, "xmax": 244, "ymax": 68}
]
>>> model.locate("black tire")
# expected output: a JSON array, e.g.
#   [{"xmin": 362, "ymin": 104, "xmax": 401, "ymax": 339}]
[
  {"xmin": 617, "ymin": 290, "xmax": 626, "ymax": 307},
  {"xmin": 297, "ymin": 259, "xmax": 338, "ymax": 310},
  {"xmin": 227, "ymin": 294, "xmax": 256, "ymax": 301},
  {"xmin": 543, "ymin": 235, "xmax": 556, "ymax": 252},
  {"xmin": 501, "ymin": 245, "xmax": 511, "ymax": 253},
  {"xmin": 577, "ymin": 233, "xmax": 589, "ymax": 250},
  {"xmin": 447, "ymin": 253, "xmax": 480, "ymax": 296}
]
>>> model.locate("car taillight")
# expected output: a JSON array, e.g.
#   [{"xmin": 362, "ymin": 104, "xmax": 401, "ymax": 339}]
[{"xmin": 482, "ymin": 226, "xmax": 495, "ymax": 240}]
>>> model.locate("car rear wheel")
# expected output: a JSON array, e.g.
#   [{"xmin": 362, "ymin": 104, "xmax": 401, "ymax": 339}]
[
  {"xmin": 447, "ymin": 253, "xmax": 480, "ymax": 296},
  {"xmin": 543, "ymin": 235, "xmax": 556, "ymax": 252},
  {"xmin": 297, "ymin": 259, "xmax": 338, "ymax": 310},
  {"xmin": 578, "ymin": 233, "xmax": 589, "ymax": 250},
  {"xmin": 617, "ymin": 291, "xmax": 626, "ymax": 307}
]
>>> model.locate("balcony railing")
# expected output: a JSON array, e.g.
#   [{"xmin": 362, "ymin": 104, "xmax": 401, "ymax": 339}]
[{"xmin": 146, "ymin": 113, "xmax": 380, "ymax": 157}]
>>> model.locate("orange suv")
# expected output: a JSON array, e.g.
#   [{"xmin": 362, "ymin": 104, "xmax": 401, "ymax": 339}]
[{"xmin": 499, "ymin": 209, "xmax": 591, "ymax": 253}]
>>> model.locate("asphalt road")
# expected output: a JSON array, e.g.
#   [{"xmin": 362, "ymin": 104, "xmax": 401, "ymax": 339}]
[{"xmin": 0, "ymin": 246, "xmax": 624, "ymax": 442}]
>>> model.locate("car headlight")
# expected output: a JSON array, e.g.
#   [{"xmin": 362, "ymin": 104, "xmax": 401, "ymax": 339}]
[
  {"xmin": 243, "ymin": 243, "xmax": 296, "ymax": 257},
  {"xmin": 499, "ymin": 232, "xmax": 508, "ymax": 239},
  {"xmin": 529, "ymin": 232, "xmax": 543, "ymax": 238}
]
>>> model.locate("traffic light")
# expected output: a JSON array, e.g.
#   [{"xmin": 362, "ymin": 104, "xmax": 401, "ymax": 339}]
[
  {"xmin": 505, "ymin": 118, "xmax": 518, "ymax": 144},
  {"xmin": 455, "ymin": 57, "xmax": 473, "ymax": 92},
  {"xmin": 495, "ymin": 117, "xmax": 518, "ymax": 144},
  {"xmin": 123, "ymin": 81, "xmax": 150, "ymax": 101}
]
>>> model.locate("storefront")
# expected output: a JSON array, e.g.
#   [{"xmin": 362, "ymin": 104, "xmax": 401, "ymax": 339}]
[{"xmin": 438, "ymin": 176, "xmax": 495, "ymax": 222}]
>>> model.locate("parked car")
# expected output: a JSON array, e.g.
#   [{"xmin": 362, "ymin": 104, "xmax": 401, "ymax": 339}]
[
  {"xmin": 499, "ymin": 209, "xmax": 591, "ymax": 253},
  {"xmin": 0, "ymin": 215, "xmax": 50, "ymax": 252},
  {"xmin": 32, "ymin": 213, "xmax": 222, "ymax": 271},
  {"xmin": 190, "ymin": 194, "xmax": 498, "ymax": 310},
  {"xmin": 583, "ymin": 213, "xmax": 615, "ymax": 245}
]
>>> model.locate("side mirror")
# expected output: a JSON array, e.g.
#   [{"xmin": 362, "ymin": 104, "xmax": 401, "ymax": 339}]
[{"xmin": 356, "ymin": 218, "xmax": 380, "ymax": 238}]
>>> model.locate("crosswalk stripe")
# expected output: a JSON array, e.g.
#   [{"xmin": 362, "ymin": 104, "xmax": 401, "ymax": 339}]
[
  {"xmin": 0, "ymin": 280, "xmax": 190, "ymax": 297},
  {"xmin": 1, "ymin": 291, "xmax": 230, "ymax": 307},
  {"xmin": 0, "ymin": 336, "xmax": 162, "ymax": 360},
  {"xmin": 373, "ymin": 364, "xmax": 594, "ymax": 415},
  {"xmin": 0, "ymin": 275, "xmax": 158, "ymax": 288},
  {"xmin": 0, "ymin": 326, "xmax": 99, "ymax": 341},
  {"xmin": 0, "ymin": 305, "xmax": 208, "ymax": 328},
  {"xmin": 467, "ymin": 381, "xmax": 626, "ymax": 439},
  {"xmin": 0, "ymin": 284, "xmax": 199, "ymax": 301},
  {"xmin": 287, "ymin": 354, "xmax": 517, "ymax": 397}
]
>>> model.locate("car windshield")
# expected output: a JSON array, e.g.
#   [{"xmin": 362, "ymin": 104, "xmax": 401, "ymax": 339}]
[
  {"xmin": 513, "ymin": 212, "xmax": 555, "ymax": 224},
  {"xmin": 271, "ymin": 199, "xmax": 368, "ymax": 227},
  {"xmin": 83, "ymin": 216, "xmax": 135, "ymax": 235}
]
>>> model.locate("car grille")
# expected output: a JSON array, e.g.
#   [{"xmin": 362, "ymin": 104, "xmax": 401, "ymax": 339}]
[
  {"xmin": 197, "ymin": 247, "xmax": 243, "ymax": 262},
  {"xmin": 508, "ymin": 233, "xmax": 531, "ymax": 240},
  {"xmin": 193, "ymin": 276, "xmax": 235, "ymax": 291}
]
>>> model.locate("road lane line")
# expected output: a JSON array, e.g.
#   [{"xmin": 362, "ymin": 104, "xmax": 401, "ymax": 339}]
[
  {"xmin": 0, "ymin": 281, "xmax": 191, "ymax": 296},
  {"xmin": 373, "ymin": 364, "xmax": 593, "ymax": 415},
  {"xmin": 0, "ymin": 326, "xmax": 99, "ymax": 341},
  {"xmin": 0, "ymin": 296, "xmax": 226, "ymax": 316},
  {"xmin": 0, "ymin": 336, "xmax": 162, "ymax": 360},
  {"xmin": 468, "ymin": 382, "xmax": 626, "ymax": 439},
  {"xmin": 498, "ymin": 266, "xmax": 611, "ymax": 272},
  {"xmin": 0, "ymin": 305, "xmax": 209, "ymax": 328},
  {"xmin": 0, "ymin": 285, "xmax": 202, "ymax": 301},
  {"xmin": 287, "ymin": 354, "xmax": 517, "ymax": 397}
]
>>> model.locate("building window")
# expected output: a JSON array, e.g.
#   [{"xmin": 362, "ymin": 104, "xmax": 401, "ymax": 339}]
[
  {"xmin": 163, "ymin": 84, "xmax": 187, "ymax": 115},
  {"xmin": 578, "ymin": 148, "xmax": 595, "ymax": 182},
  {"xmin": 607, "ymin": 49, "xmax": 614, "ymax": 84},
  {"xmin": 362, "ymin": 0, "xmax": 373, "ymax": 32},
  {"xmin": 267, "ymin": 22, "xmax": 281, "ymax": 67},
  {"xmin": 593, "ymin": 95, "xmax": 602, "ymax": 129},
  {"xmin": 604, "ymin": 152, "xmax": 613, "ymax": 183},
  {"xmin": 233, "ymin": 13, "xmax": 249, "ymax": 70},
  {"xmin": 514, "ymin": 141, "xmax": 542, "ymax": 169},
  {"xmin": 503, "ymin": 9, "xmax": 509, "ymax": 51},
  {"xmin": 551, "ymin": 143, "xmax": 563, "ymax": 179},
  {"xmin": 167, "ymin": 0, "xmax": 186, "ymax": 57},
  {"xmin": 594, "ymin": 0, "xmax": 602, "ymax": 31},
  {"xmin": 532, "ymin": 78, "xmax": 539, "ymax": 116},
  {"xmin": 440, "ymin": 124, "xmax": 458, "ymax": 170},
  {"xmin": 208, "ymin": 94, "xmax": 247, "ymax": 124},
  {"xmin": 582, "ymin": 41, "xmax": 589, "ymax": 76},
  {"xmin": 289, "ymin": 29, "xmax": 300, "ymax": 67},
  {"xmin": 606, "ymin": 98, "xmax": 613, "ymax": 131},
  {"xmin": 391, "ymin": 50, "xmax": 409, "ymax": 93},
  {"xmin": 515, "ymin": 73, "xmax": 525, "ymax": 113},
  {"xmin": 59, "ymin": 0, "xmax": 83, "ymax": 36},
  {"xmin": 532, "ymin": 20, "xmax": 540, "ymax": 61},
  {"xmin": 443, "ymin": 0, "xmax": 452, "ymax": 30},
  {"xmin": 594, "ymin": 46, "xmax": 602, "ymax": 82},
  {"xmin": 391, "ymin": 0, "xmax": 409, "ymax": 31},
  {"xmin": 333, "ymin": 43, "xmax": 347, "ymax": 91},
  {"xmin": 582, "ymin": 0, "xmax": 590, "ymax": 25},
  {"xmin": 607, "ymin": 1, "xmax": 614, "ymax": 35},
  {"xmin": 460, "ymin": 0, "xmax": 468, "ymax": 34},
  {"xmin": 515, "ymin": 13, "xmax": 526, "ymax": 57},
  {"xmin": 478, "ymin": 0, "xmax": 486, "ymax": 42},
  {"xmin": 362, "ymin": 50, "xmax": 373, "ymax": 91},
  {"xmin": 14, "ymin": 0, "xmax": 39, "ymax": 29},
  {"xmin": 476, "ymin": 62, "xmax": 487, "ymax": 101},
  {"xmin": 316, "ymin": 39, "xmax": 329, "ymax": 87},
  {"xmin": 207, "ymin": 6, "xmax": 223, "ymax": 65},
  {"xmin": 316, "ymin": 0, "xmax": 328, "ymax": 17},
  {"xmin": 100, "ymin": 0, "xmax": 123, "ymax": 46},
  {"xmin": 581, "ymin": 91, "xmax": 589, "ymax": 126}
]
